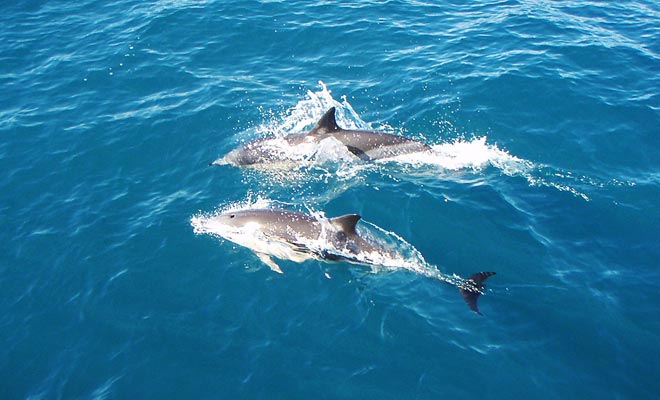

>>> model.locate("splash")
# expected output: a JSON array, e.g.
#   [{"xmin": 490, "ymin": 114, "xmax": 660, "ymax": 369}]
[
  {"xmin": 221, "ymin": 81, "xmax": 598, "ymax": 200},
  {"xmin": 383, "ymin": 136, "xmax": 532, "ymax": 172},
  {"xmin": 255, "ymin": 81, "xmax": 371, "ymax": 138},
  {"xmin": 386, "ymin": 137, "xmax": 592, "ymax": 200}
]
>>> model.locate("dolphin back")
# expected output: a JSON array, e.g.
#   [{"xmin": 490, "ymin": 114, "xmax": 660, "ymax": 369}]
[{"xmin": 309, "ymin": 107, "xmax": 431, "ymax": 161}]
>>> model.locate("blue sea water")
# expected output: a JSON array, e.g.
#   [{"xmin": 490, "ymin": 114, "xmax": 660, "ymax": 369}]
[{"xmin": 2, "ymin": 0, "xmax": 660, "ymax": 398}]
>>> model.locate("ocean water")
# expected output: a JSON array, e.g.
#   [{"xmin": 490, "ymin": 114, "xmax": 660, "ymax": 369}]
[{"xmin": 2, "ymin": 0, "xmax": 659, "ymax": 398}]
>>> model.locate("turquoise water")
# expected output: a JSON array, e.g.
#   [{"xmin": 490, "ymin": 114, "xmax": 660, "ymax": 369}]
[{"xmin": 2, "ymin": 0, "xmax": 659, "ymax": 398}]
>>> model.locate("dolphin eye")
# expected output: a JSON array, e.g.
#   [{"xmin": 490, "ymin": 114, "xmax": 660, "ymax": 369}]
[{"xmin": 229, "ymin": 214, "xmax": 235, "ymax": 219}]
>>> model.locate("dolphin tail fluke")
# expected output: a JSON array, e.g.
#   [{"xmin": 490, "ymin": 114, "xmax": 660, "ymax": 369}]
[{"xmin": 459, "ymin": 272, "xmax": 496, "ymax": 315}]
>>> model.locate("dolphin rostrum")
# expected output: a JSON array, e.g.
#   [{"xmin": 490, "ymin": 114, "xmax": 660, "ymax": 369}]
[
  {"xmin": 193, "ymin": 207, "xmax": 495, "ymax": 315},
  {"xmin": 211, "ymin": 107, "xmax": 432, "ymax": 166}
]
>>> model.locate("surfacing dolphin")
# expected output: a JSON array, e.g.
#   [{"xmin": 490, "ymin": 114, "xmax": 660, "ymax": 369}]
[
  {"xmin": 211, "ymin": 107, "xmax": 432, "ymax": 166},
  {"xmin": 193, "ymin": 207, "xmax": 495, "ymax": 315}
]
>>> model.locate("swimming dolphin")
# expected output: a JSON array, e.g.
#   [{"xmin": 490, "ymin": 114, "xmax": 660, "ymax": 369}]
[
  {"xmin": 211, "ymin": 107, "xmax": 432, "ymax": 166},
  {"xmin": 193, "ymin": 207, "xmax": 495, "ymax": 315}
]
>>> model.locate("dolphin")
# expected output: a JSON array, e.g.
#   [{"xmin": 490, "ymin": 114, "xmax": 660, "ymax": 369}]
[
  {"xmin": 211, "ymin": 107, "xmax": 432, "ymax": 166},
  {"xmin": 193, "ymin": 207, "xmax": 495, "ymax": 315}
]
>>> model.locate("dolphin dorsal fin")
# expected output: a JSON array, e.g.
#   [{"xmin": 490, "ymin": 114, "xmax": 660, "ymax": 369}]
[
  {"xmin": 330, "ymin": 214, "xmax": 361, "ymax": 235},
  {"xmin": 309, "ymin": 107, "xmax": 341, "ymax": 135}
]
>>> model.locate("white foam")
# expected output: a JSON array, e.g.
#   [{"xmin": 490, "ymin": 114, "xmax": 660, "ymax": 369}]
[{"xmin": 379, "ymin": 136, "xmax": 533, "ymax": 174}]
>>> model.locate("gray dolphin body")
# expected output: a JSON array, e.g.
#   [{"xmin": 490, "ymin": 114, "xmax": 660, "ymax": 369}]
[
  {"xmin": 213, "ymin": 107, "xmax": 432, "ymax": 166},
  {"xmin": 198, "ymin": 207, "xmax": 495, "ymax": 314},
  {"xmin": 205, "ymin": 208, "xmax": 388, "ymax": 269}
]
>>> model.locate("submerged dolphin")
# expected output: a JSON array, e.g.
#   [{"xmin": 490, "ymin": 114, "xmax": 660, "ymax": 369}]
[
  {"xmin": 211, "ymin": 107, "xmax": 432, "ymax": 166},
  {"xmin": 194, "ymin": 207, "xmax": 495, "ymax": 315}
]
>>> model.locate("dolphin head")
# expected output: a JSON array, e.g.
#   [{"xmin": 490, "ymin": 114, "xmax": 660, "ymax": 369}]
[
  {"xmin": 197, "ymin": 209, "xmax": 270, "ymax": 246},
  {"xmin": 211, "ymin": 138, "xmax": 300, "ymax": 167},
  {"xmin": 210, "ymin": 209, "xmax": 261, "ymax": 229},
  {"xmin": 207, "ymin": 209, "xmax": 317, "ymax": 237},
  {"xmin": 201, "ymin": 209, "xmax": 324, "ymax": 256},
  {"xmin": 211, "ymin": 143, "xmax": 267, "ymax": 166}
]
